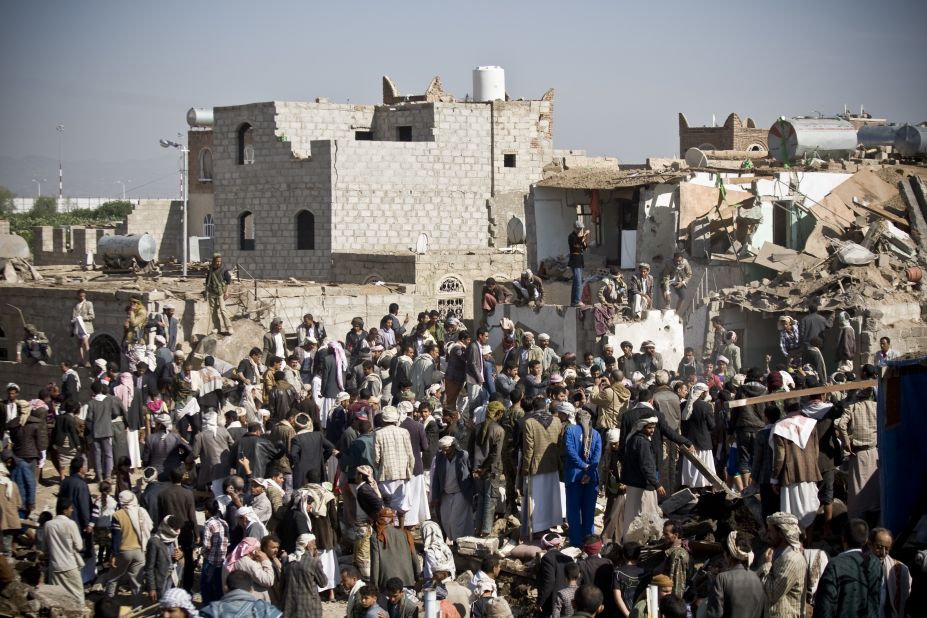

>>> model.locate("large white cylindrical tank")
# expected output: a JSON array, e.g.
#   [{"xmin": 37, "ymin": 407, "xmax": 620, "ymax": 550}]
[
  {"xmin": 98, "ymin": 234, "xmax": 157, "ymax": 263},
  {"xmin": 894, "ymin": 124, "xmax": 927, "ymax": 157},
  {"xmin": 186, "ymin": 107, "xmax": 214, "ymax": 128},
  {"xmin": 473, "ymin": 66, "xmax": 505, "ymax": 102},
  {"xmin": 767, "ymin": 117, "xmax": 857, "ymax": 162}
]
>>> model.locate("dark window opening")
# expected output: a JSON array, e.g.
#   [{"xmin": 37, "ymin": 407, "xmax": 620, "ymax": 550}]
[
  {"xmin": 397, "ymin": 126, "xmax": 412, "ymax": 142},
  {"xmin": 89, "ymin": 334, "xmax": 121, "ymax": 366},
  {"xmin": 237, "ymin": 123, "xmax": 254, "ymax": 165},
  {"xmin": 355, "ymin": 131, "xmax": 373, "ymax": 141},
  {"xmin": 504, "ymin": 154, "xmax": 517, "ymax": 168},
  {"xmin": 199, "ymin": 148, "xmax": 213, "ymax": 181},
  {"xmin": 239, "ymin": 211, "xmax": 255, "ymax": 251},
  {"xmin": 296, "ymin": 210, "xmax": 315, "ymax": 250}
]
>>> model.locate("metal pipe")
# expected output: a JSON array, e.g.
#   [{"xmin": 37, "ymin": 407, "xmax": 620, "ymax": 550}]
[{"xmin": 422, "ymin": 588, "xmax": 437, "ymax": 618}]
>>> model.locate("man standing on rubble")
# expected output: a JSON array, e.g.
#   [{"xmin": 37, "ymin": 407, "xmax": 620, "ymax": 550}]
[
  {"xmin": 760, "ymin": 512, "xmax": 807, "ymax": 618},
  {"xmin": 661, "ymin": 252, "xmax": 692, "ymax": 313},
  {"xmin": 799, "ymin": 300, "xmax": 831, "ymax": 348},
  {"xmin": 620, "ymin": 415, "xmax": 661, "ymax": 541},
  {"xmin": 205, "ymin": 253, "xmax": 233, "ymax": 336},
  {"xmin": 836, "ymin": 366, "xmax": 880, "ymax": 523},
  {"xmin": 628, "ymin": 263, "xmax": 653, "ymax": 320},
  {"xmin": 568, "ymin": 220, "xmax": 589, "ymax": 306}
]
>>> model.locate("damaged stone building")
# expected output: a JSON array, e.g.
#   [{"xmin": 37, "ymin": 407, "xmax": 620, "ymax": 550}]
[{"xmin": 201, "ymin": 72, "xmax": 557, "ymax": 318}]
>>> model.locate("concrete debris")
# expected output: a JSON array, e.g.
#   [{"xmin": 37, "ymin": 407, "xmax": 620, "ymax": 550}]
[
  {"xmin": 624, "ymin": 511, "xmax": 666, "ymax": 545},
  {"xmin": 456, "ymin": 535, "xmax": 500, "ymax": 557},
  {"xmin": 660, "ymin": 488, "xmax": 699, "ymax": 515}
]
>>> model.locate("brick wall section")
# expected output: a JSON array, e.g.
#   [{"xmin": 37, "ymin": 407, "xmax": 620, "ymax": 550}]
[
  {"xmin": 0, "ymin": 361, "xmax": 94, "ymax": 401},
  {"xmin": 117, "ymin": 199, "xmax": 184, "ymax": 262},
  {"xmin": 188, "ymin": 129, "xmax": 215, "ymax": 196},
  {"xmin": 679, "ymin": 112, "xmax": 768, "ymax": 154}
]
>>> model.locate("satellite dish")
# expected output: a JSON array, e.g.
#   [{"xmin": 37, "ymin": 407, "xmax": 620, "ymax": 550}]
[
  {"xmin": 685, "ymin": 147, "xmax": 710, "ymax": 168},
  {"xmin": 506, "ymin": 216, "xmax": 526, "ymax": 244},
  {"xmin": 415, "ymin": 233, "xmax": 429, "ymax": 255}
]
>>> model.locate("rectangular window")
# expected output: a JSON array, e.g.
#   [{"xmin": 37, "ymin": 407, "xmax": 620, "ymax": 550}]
[
  {"xmin": 355, "ymin": 131, "xmax": 373, "ymax": 141},
  {"xmin": 397, "ymin": 126, "xmax": 412, "ymax": 142},
  {"xmin": 504, "ymin": 153, "xmax": 517, "ymax": 168}
]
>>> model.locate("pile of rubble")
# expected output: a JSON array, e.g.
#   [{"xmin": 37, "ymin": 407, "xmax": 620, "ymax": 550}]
[{"xmin": 715, "ymin": 167, "xmax": 927, "ymax": 315}]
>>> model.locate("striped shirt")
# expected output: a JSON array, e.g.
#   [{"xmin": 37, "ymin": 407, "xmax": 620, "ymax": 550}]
[
  {"xmin": 761, "ymin": 546, "xmax": 807, "ymax": 618},
  {"xmin": 837, "ymin": 399, "xmax": 877, "ymax": 450}
]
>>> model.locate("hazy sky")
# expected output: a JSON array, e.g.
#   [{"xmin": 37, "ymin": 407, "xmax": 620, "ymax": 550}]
[{"xmin": 2, "ymin": 0, "xmax": 925, "ymax": 198}]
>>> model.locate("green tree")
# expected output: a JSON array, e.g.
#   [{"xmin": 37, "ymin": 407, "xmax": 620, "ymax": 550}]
[
  {"xmin": 31, "ymin": 196, "xmax": 57, "ymax": 216},
  {"xmin": 95, "ymin": 200, "xmax": 133, "ymax": 221},
  {"xmin": 0, "ymin": 185, "xmax": 14, "ymax": 216}
]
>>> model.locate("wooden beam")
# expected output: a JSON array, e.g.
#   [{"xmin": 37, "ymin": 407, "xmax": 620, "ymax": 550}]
[
  {"xmin": 855, "ymin": 200, "xmax": 910, "ymax": 229},
  {"xmin": 727, "ymin": 379, "xmax": 877, "ymax": 408},
  {"xmin": 673, "ymin": 443, "xmax": 739, "ymax": 498}
]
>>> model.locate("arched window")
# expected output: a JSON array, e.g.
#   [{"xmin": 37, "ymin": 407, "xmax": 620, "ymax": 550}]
[
  {"xmin": 198, "ymin": 148, "xmax": 213, "ymax": 181},
  {"xmin": 237, "ymin": 123, "xmax": 254, "ymax": 165},
  {"xmin": 436, "ymin": 275, "xmax": 465, "ymax": 319},
  {"xmin": 239, "ymin": 211, "xmax": 255, "ymax": 250},
  {"xmin": 89, "ymin": 334, "xmax": 121, "ymax": 366},
  {"xmin": 295, "ymin": 210, "xmax": 315, "ymax": 250},
  {"xmin": 202, "ymin": 214, "xmax": 214, "ymax": 238}
]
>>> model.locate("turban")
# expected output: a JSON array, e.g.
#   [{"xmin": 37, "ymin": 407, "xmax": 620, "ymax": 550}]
[
  {"xmin": 480, "ymin": 344, "xmax": 492, "ymax": 355},
  {"xmin": 538, "ymin": 333, "xmax": 550, "ymax": 341},
  {"xmin": 294, "ymin": 413, "xmax": 311, "ymax": 430},
  {"xmin": 438, "ymin": 436, "xmax": 456, "ymax": 449},
  {"xmin": 4, "ymin": 383, "xmax": 18, "ymax": 392},
  {"xmin": 606, "ymin": 428, "xmax": 621, "ymax": 444},
  {"xmin": 549, "ymin": 373, "xmax": 564, "ymax": 384},
  {"xmin": 487, "ymin": 598, "xmax": 514, "ymax": 618},
  {"xmin": 583, "ymin": 538, "xmax": 604, "ymax": 556},
  {"xmin": 563, "ymin": 368, "xmax": 577, "ymax": 380},
  {"xmin": 767, "ymin": 512, "xmax": 801, "ymax": 549},
  {"xmin": 651, "ymin": 574, "xmax": 674, "ymax": 588},
  {"xmin": 554, "ymin": 401, "xmax": 576, "ymax": 422},
  {"xmin": 731, "ymin": 373, "xmax": 746, "ymax": 387},
  {"xmin": 381, "ymin": 406, "xmax": 400, "ymax": 423},
  {"xmin": 766, "ymin": 370, "xmax": 783, "ymax": 390},
  {"xmin": 397, "ymin": 400, "xmax": 415, "ymax": 417},
  {"xmin": 337, "ymin": 391, "xmax": 351, "ymax": 402},
  {"xmin": 542, "ymin": 532, "xmax": 563, "ymax": 548},
  {"xmin": 94, "ymin": 358, "xmax": 108, "ymax": 370},
  {"xmin": 159, "ymin": 588, "xmax": 199, "ymax": 617},
  {"xmin": 716, "ymin": 355, "xmax": 729, "ymax": 365},
  {"xmin": 726, "ymin": 531, "xmax": 754, "ymax": 566},
  {"xmin": 486, "ymin": 401, "xmax": 505, "ymax": 418},
  {"xmin": 296, "ymin": 533, "xmax": 316, "ymax": 546}
]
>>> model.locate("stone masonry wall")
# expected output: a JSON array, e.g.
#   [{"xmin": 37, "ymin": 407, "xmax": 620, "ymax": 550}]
[
  {"xmin": 679, "ymin": 112, "xmax": 768, "ymax": 155},
  {"xmin": 212, "ymin": 102, "xmax": 334, "ymax": 281}
]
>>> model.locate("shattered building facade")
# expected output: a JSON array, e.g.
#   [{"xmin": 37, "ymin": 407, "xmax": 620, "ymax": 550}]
[{"xmin": 205, "ymin": 74, "xmax": 556, "ymax": 318}]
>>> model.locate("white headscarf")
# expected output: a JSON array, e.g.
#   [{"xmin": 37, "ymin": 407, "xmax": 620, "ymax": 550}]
[
  {"xmin": 422, "ymin": 520, "xmax": 455, "ymax": 575},
  {"xmin": 626, "ymin": 415, "xmax": 658, "ymax": 442},
  {"xmin": 119, "ymin": 490, "xmax": 152, "ymax": 550},
  {"xmin": 681, "ymin": 382, "xmax": 710, "ymax": 421}
]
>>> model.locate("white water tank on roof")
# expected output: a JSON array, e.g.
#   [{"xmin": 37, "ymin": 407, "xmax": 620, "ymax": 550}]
[
  {"xmin": 186, "ymin": 107, "xmax": 214, "ymax": 128},
  {"xmin": 473, "ymin": 66, "xmax": 505, "ymax": 102}
]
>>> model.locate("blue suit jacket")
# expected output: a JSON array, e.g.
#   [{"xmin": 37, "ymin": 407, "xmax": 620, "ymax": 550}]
[{"xmin": 563, "ymin": 423, "xmax": 602, "ymax": 485}]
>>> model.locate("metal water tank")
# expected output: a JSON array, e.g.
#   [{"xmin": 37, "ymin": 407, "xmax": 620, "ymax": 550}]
[
  {"xmin": 98, "ymin": 234, "xmax": 157, "ymax": 263},
  {"xmin": 767, "ymin": 117, "xmax": 857, "ymax": 162},
  {"xmin": 857, "ymin": 124, "xmax": 898, "ymax": 147},
  {"xmin": 186, "ymin": 107, "xmax": 214, "ymax": 128},
  {"xmin": 0, "ymin": 234, "xmax": 31, "ymax": 260},
  {"xmin": 473, "ymin": 66, "xmax": 506, "ymax": 102},
  {"xmin": 894, "ymin": 124, "xmax": 927, "ymax": 157}
]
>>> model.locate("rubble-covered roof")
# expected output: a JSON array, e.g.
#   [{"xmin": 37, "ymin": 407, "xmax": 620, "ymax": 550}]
[
  {"xmin": 713, "ymin": 166, "xmax": 927, "ymax": 314},
  {"xmin": 536, "ymin": 167, "xmax": 688, "ymax": 190}
]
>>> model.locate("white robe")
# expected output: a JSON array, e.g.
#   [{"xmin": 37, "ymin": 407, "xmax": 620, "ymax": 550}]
[{"xmin": 523, "ymin": 471, "xmax": 563, "ymax": 535}]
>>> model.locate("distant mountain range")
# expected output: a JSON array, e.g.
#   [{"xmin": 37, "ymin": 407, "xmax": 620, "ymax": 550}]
[{"xmin": 0, "ymin": 154, "xmax": 181, "ymax": 200}]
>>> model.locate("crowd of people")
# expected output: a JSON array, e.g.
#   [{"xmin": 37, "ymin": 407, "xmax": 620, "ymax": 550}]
[{"xmin": 0, "ymin": 275, "xmax": 918, "ymax": 618}]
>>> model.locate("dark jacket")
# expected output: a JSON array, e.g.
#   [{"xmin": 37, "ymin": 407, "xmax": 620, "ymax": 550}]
[
  {"xmin": 465, "ymin": 342, "xmax": 484, "ymax": 385},
  {"xmin": 537, "ymin": 549, "xmax": 573, "ymax": 614},
  {"xmin": 732, "ymin": 382, "xmax": 767, "ymax": 431},
  {"xmin": 682, "ymin": 400, "xmax": 715, "ymax": 451},
  {"xmin": 469, "ymin": 419, "xmax": 504, "ymax": 477},
  {"xmin": 705, "ymin": 564, "xmax": 766, "ymax": 618},
  {"xmin": 431, "ymin": 449, "xmax": 473, "ymax": 501},
  {"xmin": 799, "ymin": 311, "xmax": 831, "ymax": 346},
  {"xmin": 621, "ymin": 431, "xmax": 659, "ymax": 490},
  {"xmin": 836, "ymin": 325, "xmax": 856, "ymax": 362},
  {"xmin": 813, "ymin": 550, "xmax": 880, "ymax": 618},
  {"xmin": 422, "ymin": 420, "xmax": 439, "ymax": 469},
  {"xmin": 157, "ymin": 484, "xmax": 197, "ymax": 533},
  {"xmin": 61, "ymin": 373, "xmax": 80, "ymax": 407},
  {"xmin": 86, "ymin": 395, "xmax": 120, "ymax": 439},
  {"xmin": 399, "ymin": 417, "xmax": 428, "ymax": 476},
  {"xmin": 232, "ymin": 433, "xmax": 281, "ymax": 479},
  {"xmin": 144, "ymin": 535, "xmax": 181, "ymax": 595},
  {"xmin": 8, "ymin": 457, "xmax": 35, "ymax": 510},
  {"xmin": 60, "ymin": 473, "xmax": 92, "ymax": 530},
  {"xmin": 619, "ymin": 404, "xmax": 691, "ymax": 470},
  {"xmin": 8, "ymin": 407, "xmax": 48, "ymax": 460},
  {"xmin": 752, "ymin": 426, "xmax": 775, "ymax": 485},
  {"xmin": 578, "ymin": 555, "xmax": 616, "ymax": 615},
  {"xmin": 290, "ymin": 431, "xmax": 333, "ymax": 487},
  {"xmin": 52, "ymin": 412, "xmax": 81, "ymax": 450}
]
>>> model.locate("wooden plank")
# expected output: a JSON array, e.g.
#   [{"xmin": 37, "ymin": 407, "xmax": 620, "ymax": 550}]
[
  {"xmin": 727, "ymin": 379, "xmax": 877, "ymax": 408},
  {"xmin": 855, "ymin": 199, "xmax": 910, "ymax": 229}
]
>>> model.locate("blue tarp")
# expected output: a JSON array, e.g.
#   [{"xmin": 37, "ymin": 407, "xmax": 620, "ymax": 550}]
[{"xmin": 878, "ymin": 356, "xmax": 927, "ymax": 535}]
